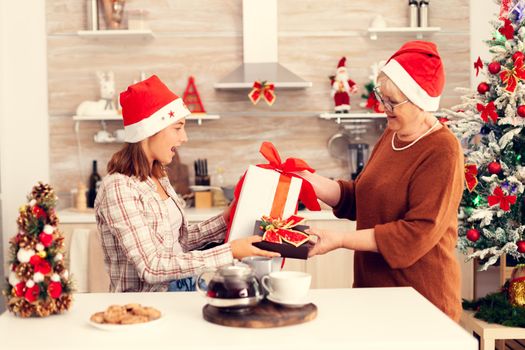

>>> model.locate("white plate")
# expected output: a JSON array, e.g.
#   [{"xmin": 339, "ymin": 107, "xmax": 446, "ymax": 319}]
[
  {"xmin": 88, "ymin": 316, "xmax": 162, "ymax": 331},
  {"xmin": 266, "ymin": 294, "xmax": 310, "ymax": 308}
]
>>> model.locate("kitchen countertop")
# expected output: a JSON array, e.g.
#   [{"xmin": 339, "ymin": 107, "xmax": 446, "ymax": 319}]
[
  {"xmin": 57, "ymin": 208, "xmax": 341, "ymax": 224},
  {"xmin": 0, "ymin": 288, "xmax": 476, "ymax": 350}
]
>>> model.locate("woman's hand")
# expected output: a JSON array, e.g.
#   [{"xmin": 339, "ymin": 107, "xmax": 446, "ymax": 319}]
[
  {"xmin": 307, "ymin": 229, "xmax": 344, "ymax": 257},
  {"xmin": 230, "ymin": 236, "xmax": 281, "ymax": 260}
]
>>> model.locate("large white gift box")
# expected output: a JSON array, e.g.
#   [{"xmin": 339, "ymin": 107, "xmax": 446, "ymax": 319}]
[{"xmin": 228, "ymin": 165, "xmax": 302, "ymax": 241}]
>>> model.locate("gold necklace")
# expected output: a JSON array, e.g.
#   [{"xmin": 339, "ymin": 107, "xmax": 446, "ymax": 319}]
[{"xmin": 391, "ymin": 120, "xmax": 440, "ymax": 151}]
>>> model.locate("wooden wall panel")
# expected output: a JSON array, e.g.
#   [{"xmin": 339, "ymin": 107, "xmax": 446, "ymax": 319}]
[{"xmin": 46, "ymin": 0, "xmax": 470, "ymax": 205}]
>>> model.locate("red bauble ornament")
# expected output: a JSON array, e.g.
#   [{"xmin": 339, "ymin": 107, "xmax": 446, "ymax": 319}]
[
  {"xmin": 24, "ymin": 284, "xmax": 40, "ymax": 303},
  {"xmin": 477, "ymin": 82, "xmax": 490, "ymax": 94},
  {"xmin": 518, "ymin": 105, "xmax": 525, "ymax": 118},
  {"xmin": 466, "ymin": 228, "xmax": 480, "ymax": 242},
  {"xmin": 488, "ymin": 62, "xmax": 501, "ymax": 74},
  {"xmin": 518, "ymin": 241, "xmax": 525, "ymax": 253},
  {"xmin": 39, "ymin": 232, "xmax": 53, "ymax": 247},
  {"xmin": 488, "ymin": 161, "xmax": 502, "ymax": 174},
  {"xmin": 513, "ymin": 51, "xmax": 525, "ymax": 62},
  {"xmin": 47, "ymin": 281, "xmax": 62, "ymax": 299},
  {"xmin": 14, "ymin": 282, "xmax": 25, "ymax": 297}
]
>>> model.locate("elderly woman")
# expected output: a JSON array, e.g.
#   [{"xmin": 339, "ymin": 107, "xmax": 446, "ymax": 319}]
[
  {"xmin": 301, "ymin": 41, "xmax": 464, "ymax": 321},
  {"xmin": 95, "ymin": 75, "xmax": 278, "ymax": 293}
]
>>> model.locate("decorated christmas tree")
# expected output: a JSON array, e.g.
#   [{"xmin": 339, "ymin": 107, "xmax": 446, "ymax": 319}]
[
  {"xmin": 359, "ymin": 62, "xmax": 383, "ymax": 113},
  {"xmin": 3, "ymin": 183, "xmax": 73, "ymax": 317},
  {"xmin": 446, "ymin": 0, "xmax": 525, "ymax": 270}
]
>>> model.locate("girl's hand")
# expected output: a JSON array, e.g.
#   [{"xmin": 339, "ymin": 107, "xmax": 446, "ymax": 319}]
[{"xmin": 230, "ymin": 235, "xmax": 281, "ymax": 260}]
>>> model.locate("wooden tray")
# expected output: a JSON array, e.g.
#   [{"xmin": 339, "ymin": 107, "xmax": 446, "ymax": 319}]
[{"xmin": 202, "ymin": 299, "xmax": 317, "ymax": 328}]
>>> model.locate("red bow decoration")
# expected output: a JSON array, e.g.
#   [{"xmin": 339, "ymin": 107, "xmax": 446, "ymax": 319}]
[
  {"xmin": 500, "ymin": 56, "xmax": 525, "ymax": 93},
  {"xmin": 488, "ymin": 186, "xmax": 517, "ymax": 211},
  {"xmin": 259, "ymin": 215, "xmax": 310, "ymax": 247},
  {"xmin": 248, "ymin": 81, "xmax": 276, "ymax": 106},
  {"xmin": 499, "ymin": 18, "xmax": 515, "ymax": 39},
  {"xmin": 474, "ymin": 57, "xmax": 483, "ymax": 77},
  {"xmin": 226, "ymin": 142, "xmax": 321, "ymax": 241},
  {"xmin": 477, "ymin": 101, "xmax": 499, "ymax": 123},
  {"xmin": 464, "ymin": 164, "xmax": 478, "ymax": 192}
]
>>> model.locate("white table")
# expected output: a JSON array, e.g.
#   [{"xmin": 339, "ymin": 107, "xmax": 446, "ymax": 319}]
[{"xmin": 0, "ymin": 288, "xmax": 476, "ymax": 350}]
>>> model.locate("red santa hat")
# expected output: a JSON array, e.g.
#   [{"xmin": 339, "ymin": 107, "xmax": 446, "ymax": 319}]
[
  {"xmin": 337, "ymin": 57, "xmax": 346, "ymax": 68},
  {"xmin": 380, "ymin": 40, "xmax": 445, "ymax": 112},
  {"xmin": 120, "ymin": 75, "xmax": 190, "ymax": 143}
]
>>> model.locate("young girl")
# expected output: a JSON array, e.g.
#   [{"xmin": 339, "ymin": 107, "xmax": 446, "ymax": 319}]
[{"xmin": 95, "ymin": 75, "xmax": 279, "ymax": 292}]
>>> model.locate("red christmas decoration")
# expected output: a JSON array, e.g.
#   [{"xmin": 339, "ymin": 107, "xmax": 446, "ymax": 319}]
[
  {"xmin": 513, "ymin": 52, "xmax": 525, "ymax": 62},
  {"xmin": 518, "ymin": 241, "xmax": 525, "ymax": 253},
  {"xmin": 500, "ymin": 56, "xmax": 525, "ymax": 92},
  {"xmin": 182, "ymin": 76, "xmax": 206, "ymax": 114},
  {"xmin": 488, "ymin": 186, "xmax": 517, "ymax": 211},
  {"xmin": 488, "ymin": 161, "xmax": 502, "ymax": 174},
  {"xmin": 499, "ymin": 18, "xmax": 515, "ymax": 40},
  {"xmin": 32, "ymin": 205, "xmax": 47, "ymax": 220},
  {"xmin": 24, "ymin": 284, "xmax": 40, "ymax": 303},
  {"xmin": 477, "ymin": 101, "xmax": 499, "ymax": 123},
  {"xmin": 466, "ymin": 228, "xmax": 480, "ymax": 242},
  {"xmin": 464, "ymin": 164, "xmax": 478, "ymax": 192},
  {"xmin": 39, "ymin": 232, "xmax": 53, "ymax": 247},
  {"xmin": 518, "ymin": 105, "xmax": 525, "ymax": 118},
  {"xmin": 477, "ymin": 82, "xmax": 490, "ymax": 94},
  {"xmin": 248, "ymin": 81, "xmax": 276, "ymax": 106},
  {"xmin": 474, "ymin": 57, "xmax": 483, "ymax": 77},
  {"xmin": 47, "ymin": 281, "xmax": 62, "ymax": 299},
  {"xmin": 488, "ymin": 62, "xmax": 502, "ymax": 74}
]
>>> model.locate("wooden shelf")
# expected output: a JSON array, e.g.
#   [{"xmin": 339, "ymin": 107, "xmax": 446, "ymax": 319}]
[
  {"xmin": 319, "ymin": 112, "xmax": 386, "ymax": 124},
  {"xmin": 77, "ymin": 29, "xmax": 154, "ymax": 39},
  {"xmin": 73, "ymin": 113, "xmax": 220, "ymax": 126},
  {"xmin": 367, "ymin": 27, "xmax": 441, "ymax": 40}
]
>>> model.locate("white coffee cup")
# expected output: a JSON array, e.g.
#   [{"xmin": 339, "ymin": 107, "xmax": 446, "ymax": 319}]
[
  {"xmin": 241, "ymin": 256, "xmax": 281, "ymax": 281},
  {"xmin": 261, "ymin": 271, "xmax": 311, "ymax": 301}
]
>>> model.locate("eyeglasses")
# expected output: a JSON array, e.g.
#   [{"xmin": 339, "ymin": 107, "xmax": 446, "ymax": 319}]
[{"xmin": 373, "ymin": 86, "xmax": 409, "ymax": 114}]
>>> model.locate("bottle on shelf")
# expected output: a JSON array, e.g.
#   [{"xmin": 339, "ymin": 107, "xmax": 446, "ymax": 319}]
[
  {"xmin": 409, "ymin": 0, "xmax": 419, "ymax": 27},
  {"xmin": 419, "ymin": 0, "xmax": 429, "ymax": 27},
  {"xmin": 87, "ymin": 0, "xmax": 99, "ymax": 31},
  {"xmin": 87, "ymin": 160, "xmax": 102, "ymax": 208}
]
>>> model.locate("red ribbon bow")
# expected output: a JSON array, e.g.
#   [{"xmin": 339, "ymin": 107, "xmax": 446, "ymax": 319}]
[
  {"xmin": 488, "ymin": 186, "xmax": 517, "ymax": 211},
  {"xmin": 477, "ymin": 101, "xmax": 499, "ymax": 123},
  {"xmin": 500, "ymin": 56, "xmax": 525, "ymax": 93},
  {"xmin": 260, "ymin": 215, "xmax": 309, "ymax": 247},
  {"xmin": 248, "ymin": 81, "xmax": 276, "ymax": 106},
  {"xmin": 499, "ymin": 18, "xmax": 515, "ymax": 39},
  {"xmin": 474, "ymin": 57, "xmax": 483, "ymax": 77},
  {"xmin": 464, "ymin": 164, "xmax": 478, "ymax": 192}
]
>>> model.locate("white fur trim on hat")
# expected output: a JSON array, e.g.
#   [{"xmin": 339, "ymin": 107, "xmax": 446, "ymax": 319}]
[
  {"xmin": 124, "ymin": 98, "xmax": 191, "ymax": 143},
  {"xmin": 381, "ymin": 59, "xmax": 441, "ymax": 112}
]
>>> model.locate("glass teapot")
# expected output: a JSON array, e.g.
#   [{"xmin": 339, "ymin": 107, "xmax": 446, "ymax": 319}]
[{"xmin": 196, "ymin": 263, "xmax": 263, "ymax": 309}]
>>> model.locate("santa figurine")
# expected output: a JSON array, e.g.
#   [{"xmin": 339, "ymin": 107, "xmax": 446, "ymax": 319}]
[{"xmin": 330, "ymin": 57, "xmax": 358, "ymax": 113}]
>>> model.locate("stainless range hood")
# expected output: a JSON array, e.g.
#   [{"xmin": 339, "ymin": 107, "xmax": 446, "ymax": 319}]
[{"xmin": 214, "ymin": 0, "xmax": 312, "ymax": 89}]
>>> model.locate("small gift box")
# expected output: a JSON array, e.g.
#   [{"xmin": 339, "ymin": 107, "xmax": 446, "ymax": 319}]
[
  {"xmin": 253, "ymin": 215, "xmax": 312, "ymax": 260},
  {"xmin": 226, "ymin": 142, "xmax": 321, "ymax": 245}
]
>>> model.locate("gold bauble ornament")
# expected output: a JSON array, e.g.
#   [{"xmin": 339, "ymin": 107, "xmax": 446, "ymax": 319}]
[
  {"xmin": 37, "ymin": 250, "xmax": 46, "ymax": 258},
  {"xmin": 509, "ymin": 264, "xmax": 525, "ymax": 306}
]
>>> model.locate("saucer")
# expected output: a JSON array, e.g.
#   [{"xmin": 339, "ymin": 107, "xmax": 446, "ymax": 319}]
[{"xmin": 266, "ymin": 294, "xmax": 309, "ymax": 308}]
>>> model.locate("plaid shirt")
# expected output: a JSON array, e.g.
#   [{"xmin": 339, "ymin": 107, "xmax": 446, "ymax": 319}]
[{"xmin": 95, "ymin": 173, "xmax": 233, "ymax": 292}]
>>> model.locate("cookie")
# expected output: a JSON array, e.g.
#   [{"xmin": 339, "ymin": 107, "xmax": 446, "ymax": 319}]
[
  {"xmin": 103, "ymin": 305, "xmax": 127, "ymax": 324},
  {"xmin": 120, "ymin": 314, "xmax": 149, "ymax": 325},
  {"xmin": 90, "ymin": 312, "xmax": 105, "ymax": 324},
  {"xmin": 143, "ymin": 306, "xmax": 161, "ymax": 320}
]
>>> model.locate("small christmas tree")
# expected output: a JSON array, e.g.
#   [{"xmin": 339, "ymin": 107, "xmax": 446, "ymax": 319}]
[
  {"xmin": 447, "ymin": 0, "xmax": 525, "ymax": 270},
  {"xmin": 3, "ymin": 183, "xmax": 73, "ymax": 317}
]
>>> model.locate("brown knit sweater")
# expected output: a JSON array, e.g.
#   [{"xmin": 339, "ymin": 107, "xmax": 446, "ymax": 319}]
[{"xmin": 333, "ymin": 125, "xmax": 464, "ymax": 321}]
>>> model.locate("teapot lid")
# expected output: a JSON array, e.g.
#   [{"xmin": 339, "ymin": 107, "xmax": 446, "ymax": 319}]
[{"xmin": 217, "ymin": 263, "xmax": 253, "ymax": 278}]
